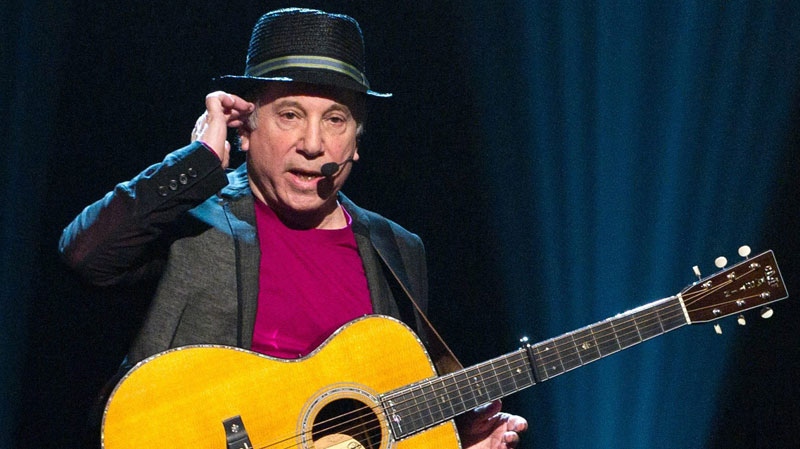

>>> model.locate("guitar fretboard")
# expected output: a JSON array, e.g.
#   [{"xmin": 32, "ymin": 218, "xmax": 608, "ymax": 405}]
[
  {"xmin": 381, "ymin": 296, "xmax": 688, "ymax": 439},
  {"xmin": 529, "ymin": 296, "xmax": 687, "ymax": 381},
  {"xmin": 381, "ymin": 349, "xmax": 535, "ymax": 439}
]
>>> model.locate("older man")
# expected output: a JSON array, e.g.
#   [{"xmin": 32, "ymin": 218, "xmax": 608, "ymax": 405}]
[{"xmin": 60, "ymin": 8, "xmax": 526, "ymax": 449}]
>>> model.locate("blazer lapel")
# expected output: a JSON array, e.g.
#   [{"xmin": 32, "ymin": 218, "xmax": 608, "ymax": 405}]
[
  {"xmin": 341, "ymin": 195, "xmax": 418, "ymax": 314},
  {"xmin": 220, "ymin": 166, "xmax": 260, "ymax": 349}
]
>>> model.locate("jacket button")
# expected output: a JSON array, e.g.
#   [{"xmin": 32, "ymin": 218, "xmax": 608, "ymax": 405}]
[
  {"xmin": 168, "ymin": 179, "xmax": 178, "ymax": 190},
  {"xmin": 187, "ymin": 167, "xmax": 197, "ymax": 178},
  {"xmin": 179, "ymin": 173, "xmax": 188, "ymax": 184},
  {"xmin": 158, "ymin": 185, "xmax": 168, "ymax": 197}
]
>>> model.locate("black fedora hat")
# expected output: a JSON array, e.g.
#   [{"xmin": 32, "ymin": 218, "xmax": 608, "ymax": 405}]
[{"xmin": 215, "ymin": 8, "xmax": 390, "ymax": 98}]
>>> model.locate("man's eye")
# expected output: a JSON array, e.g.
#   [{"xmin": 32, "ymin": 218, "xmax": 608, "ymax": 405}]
[{"xmin": 280, "ymin": 111, "xmax": 299, "ymax": 120}]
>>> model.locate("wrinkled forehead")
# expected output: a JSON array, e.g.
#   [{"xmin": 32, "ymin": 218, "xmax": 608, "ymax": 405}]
[{"xmin": 248, "ymin": 82, "xmax": 366, "ymax": 119}]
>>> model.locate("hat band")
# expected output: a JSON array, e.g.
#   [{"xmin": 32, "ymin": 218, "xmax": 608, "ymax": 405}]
[{"xmin": 246, "ymin": 55, "xmax": 370, "ymax": 88}]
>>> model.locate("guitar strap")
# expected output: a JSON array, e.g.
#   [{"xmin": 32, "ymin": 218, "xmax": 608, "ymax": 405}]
[
  {"xmin": 370, "ymin": 218, "xmax": 464, "ymax": 375},
  {"xmin": 391, "ymin": 275, "xmax": 464, "ymax": 375}
]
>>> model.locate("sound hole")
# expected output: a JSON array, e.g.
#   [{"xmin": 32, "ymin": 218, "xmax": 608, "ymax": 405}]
[{"xmin": 312, "ymin": 398, "xmax": 383, "ymax": 449}]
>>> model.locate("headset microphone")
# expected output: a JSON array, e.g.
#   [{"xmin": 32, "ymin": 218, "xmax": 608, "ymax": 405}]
[{"xmin": 320, "ymin": 158, "xmax": 354, "ymax": 178}]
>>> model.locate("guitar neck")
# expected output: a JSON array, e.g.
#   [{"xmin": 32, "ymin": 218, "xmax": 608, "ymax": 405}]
[
  {"xmin": 382, "ymin": 295, "xmax": 688, "ymax": 439},
  {"xmin": 530, "ymin": 295, "xmax": 687, "ymax": 381}
]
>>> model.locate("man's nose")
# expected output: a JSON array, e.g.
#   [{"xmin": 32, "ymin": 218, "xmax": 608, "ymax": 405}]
[{"xmin": 298, "ymin": 123, "xmax": 323, "ymax": 156}]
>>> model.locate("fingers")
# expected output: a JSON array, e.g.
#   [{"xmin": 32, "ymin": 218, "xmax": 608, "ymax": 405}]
[
  {"xmin": 502, "ymin": 414, "xmax": 527, "ymax": 449},
  {"xmin": 457, "ymin": 409, "xmax": 527, "ymax": 449},
  {"xmin": 482, "ymin": 400, "xmax": 503, "ymax": 416},
  {"xmin": 190, "ymin": 112, "xmax": 206, "ymax": 142},
  {"xmin": 487, "ymin": 413, "xmax": 527, "ymax": 449},
  {"xmin": 191, "ymin": 92, "xmax": 255, "ymax": 168},
  {"xmin": 206, "ymin": 91, "xmax": 255, "ymax": 126},
  {"xmin": 491, "ymin": 412, "xmax": 527, "ymax": 434},
  {"xmin": 502, "ymin": 431, "xmax": 521, "ymax": 448},
  {"xmin": 506, "ymin": 414, "xmax": 528, "ymax": 433},
  {"xmin": 190, "ymin": 109, "xmax": 227, "ymax": 165}
]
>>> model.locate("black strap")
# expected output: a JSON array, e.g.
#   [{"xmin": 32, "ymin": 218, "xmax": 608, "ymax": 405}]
[{"xmin": 369, "ymin": 218, "xmax": 463, "ymax": 374}]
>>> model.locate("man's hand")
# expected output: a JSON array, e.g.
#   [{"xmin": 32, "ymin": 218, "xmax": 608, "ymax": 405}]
[
  {"xmin": 457, "ymin": 401, "xmax": 528, "ymax": 449},
  {"xmin": 190, "ymin": 91, "xmax": 254, "ymax": 169}
]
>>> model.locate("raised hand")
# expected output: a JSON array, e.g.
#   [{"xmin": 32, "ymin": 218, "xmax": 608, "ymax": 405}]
[{"xmin": 190, "ymin": 91, "xmax": 254, "ymax": 169}]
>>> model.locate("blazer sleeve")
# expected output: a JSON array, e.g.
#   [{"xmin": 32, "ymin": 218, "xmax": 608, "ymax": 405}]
[{"xmin": 58, "ymin": 142, "xmax": 228, "ymax": 286}]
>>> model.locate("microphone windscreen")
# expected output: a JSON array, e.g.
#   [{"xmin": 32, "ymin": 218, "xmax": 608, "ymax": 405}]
[{"xmin": 320, "ymin": 162, "xmax": 340, "ymax": 178}]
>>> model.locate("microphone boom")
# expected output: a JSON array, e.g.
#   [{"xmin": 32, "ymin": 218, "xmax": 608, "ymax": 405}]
[{"xmin": 320, "ymin": 159, "xmax": 353, "ymax": 178}]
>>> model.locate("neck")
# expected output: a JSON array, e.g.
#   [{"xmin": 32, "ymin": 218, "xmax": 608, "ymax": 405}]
[{"xmin": 254, "ymin": 195, "xmax": 345, "ymax": 230}]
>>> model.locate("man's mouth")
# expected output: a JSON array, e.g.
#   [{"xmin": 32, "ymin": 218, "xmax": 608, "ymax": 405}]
[{"xmin": 290, "ymin": 169, "xmax": 322, "ymax": 182}]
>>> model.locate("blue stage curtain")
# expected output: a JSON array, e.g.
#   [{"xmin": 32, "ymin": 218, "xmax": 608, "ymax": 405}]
[
  {"xmin": 2, "ymin": 1, "xmax": 68, "ymax": 447},
  {"xmin": 463, "ymin": 1, "xmax": 799, "ymax": 448}
]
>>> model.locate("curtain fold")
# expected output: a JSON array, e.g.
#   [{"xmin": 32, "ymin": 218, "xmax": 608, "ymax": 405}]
[{"xmin": 464, "ymin": 1, "xmax": 799, "ymax": 448}]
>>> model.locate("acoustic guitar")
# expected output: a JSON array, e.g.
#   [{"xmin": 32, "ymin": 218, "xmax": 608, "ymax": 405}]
[{"xmin": 101, "ymin": 249, "xmax": 788, "ymax": 449}]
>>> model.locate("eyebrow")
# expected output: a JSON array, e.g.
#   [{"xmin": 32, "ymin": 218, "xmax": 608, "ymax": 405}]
[
  {"xmin": 272, "ymin": 99, "xmax": 353, "ymax": 117},
  {"xmin": 272, "ymin": 99, "xmax": 303, "ymax": 110}
]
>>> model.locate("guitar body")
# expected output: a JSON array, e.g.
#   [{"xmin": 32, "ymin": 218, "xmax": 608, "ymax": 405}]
[{"xmin": 102, "ymin": 315, "xmax": 460, "ymax": 449}]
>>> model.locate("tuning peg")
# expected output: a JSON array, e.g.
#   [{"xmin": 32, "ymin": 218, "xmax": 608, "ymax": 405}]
[
  {"xmin": 693, "ymin": 265, "xmax": 702, "ymax": 280},
  {"xmin": 760, "ymin": 307, "xmax": 774, "ymax": 319},
  {"xmin": 738, "ymin": 245, "xmax": 752, "ymax": 258},
  {"xmin": 737, "ymin": 314, "xmax": 746, "ymax": 326},
  {"xmin": 714, "ymin": 324, "xmax": 723, "ymax": 335},
  {"xmin": 714, "ymin": 256, "xmax": 728, "ymax": 268}
]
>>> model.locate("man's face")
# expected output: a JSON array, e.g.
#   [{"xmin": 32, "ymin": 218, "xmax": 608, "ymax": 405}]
[{"xmin": 239, "ymin": 84, "xmax": 362, "ymax": 229}]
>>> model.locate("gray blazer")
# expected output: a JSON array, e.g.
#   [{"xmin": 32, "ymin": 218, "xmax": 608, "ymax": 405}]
[{"xmin": 60, "ymin": 142, "xmax": 433, "ymax": 365}]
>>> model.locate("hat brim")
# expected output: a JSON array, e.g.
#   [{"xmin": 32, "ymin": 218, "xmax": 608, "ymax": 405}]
[{"xmin": 213, "ymin": 72, "xmax": 391, "ymax": 98}]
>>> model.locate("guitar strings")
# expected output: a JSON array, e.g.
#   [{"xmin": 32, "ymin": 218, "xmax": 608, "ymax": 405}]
[
  {"xmin": 253, "ymin": 406, "xmax": 382, "ymax": 449},
  {"xmin": 529, "ymin": 264, "xmax": 759, "ymax": 374},
  {"xmin": 381, "ymin": 351, "xmax": 533, "ymax": 424},
  {"xmin": 380, "ymin": 263, "xmax": 762, "ymax": 428},
  {"xmin": 253, "ymin": 264, "xmax": 764, "ymax": 449},
  {"xmin": 374, "ymin": 270, "xmax": 751, "ymax": 432},
  {"xmin": 400, "ymin": 263, "xmax": 767, "ymax": 434},
  {"xmin": 247, "ymin": 351, "xmax": 533, "ymax": 449},
  {"xmin": 255, "ymin": 355, "xmax": 535, "ymax": 449},
  {"xmin": 530, "ymin": 298, "xmax": 685, "ymax": 374}
]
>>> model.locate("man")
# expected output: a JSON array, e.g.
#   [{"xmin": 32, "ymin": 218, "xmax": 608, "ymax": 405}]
[{"xmin": 60, "ymin": 8, "xmax": 527, "ymax": 448}]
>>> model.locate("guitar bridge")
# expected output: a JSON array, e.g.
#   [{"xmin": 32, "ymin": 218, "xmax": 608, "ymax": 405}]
[{"xmin": 223, "ymin": 416, "xmax": 253, "ymax": 449}]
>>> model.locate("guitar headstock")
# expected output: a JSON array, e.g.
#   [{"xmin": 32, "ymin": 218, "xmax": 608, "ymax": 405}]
[{"xmin": 681, "ymin": 250, "xmax": 788, "ymax": 323}]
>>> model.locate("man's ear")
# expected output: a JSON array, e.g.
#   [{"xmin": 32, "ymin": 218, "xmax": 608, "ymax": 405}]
[
  {"xmin": 238, "ymin": 128, "xmax": 251, "ymax": 152},
  {"xmin": 352, "ymin": 146, "xmax": 360, "ymax": 162}
]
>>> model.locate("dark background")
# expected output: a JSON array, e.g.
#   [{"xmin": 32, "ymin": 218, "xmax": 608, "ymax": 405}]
[{"xmin": 3, "ymin": 1, "xmax": 799, "ymax": 448}]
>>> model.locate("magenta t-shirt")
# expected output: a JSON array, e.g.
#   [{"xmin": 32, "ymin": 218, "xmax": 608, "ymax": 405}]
[{"xmin": 250, "ymin": 200, "xmax": 373, "ymax": 359}]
